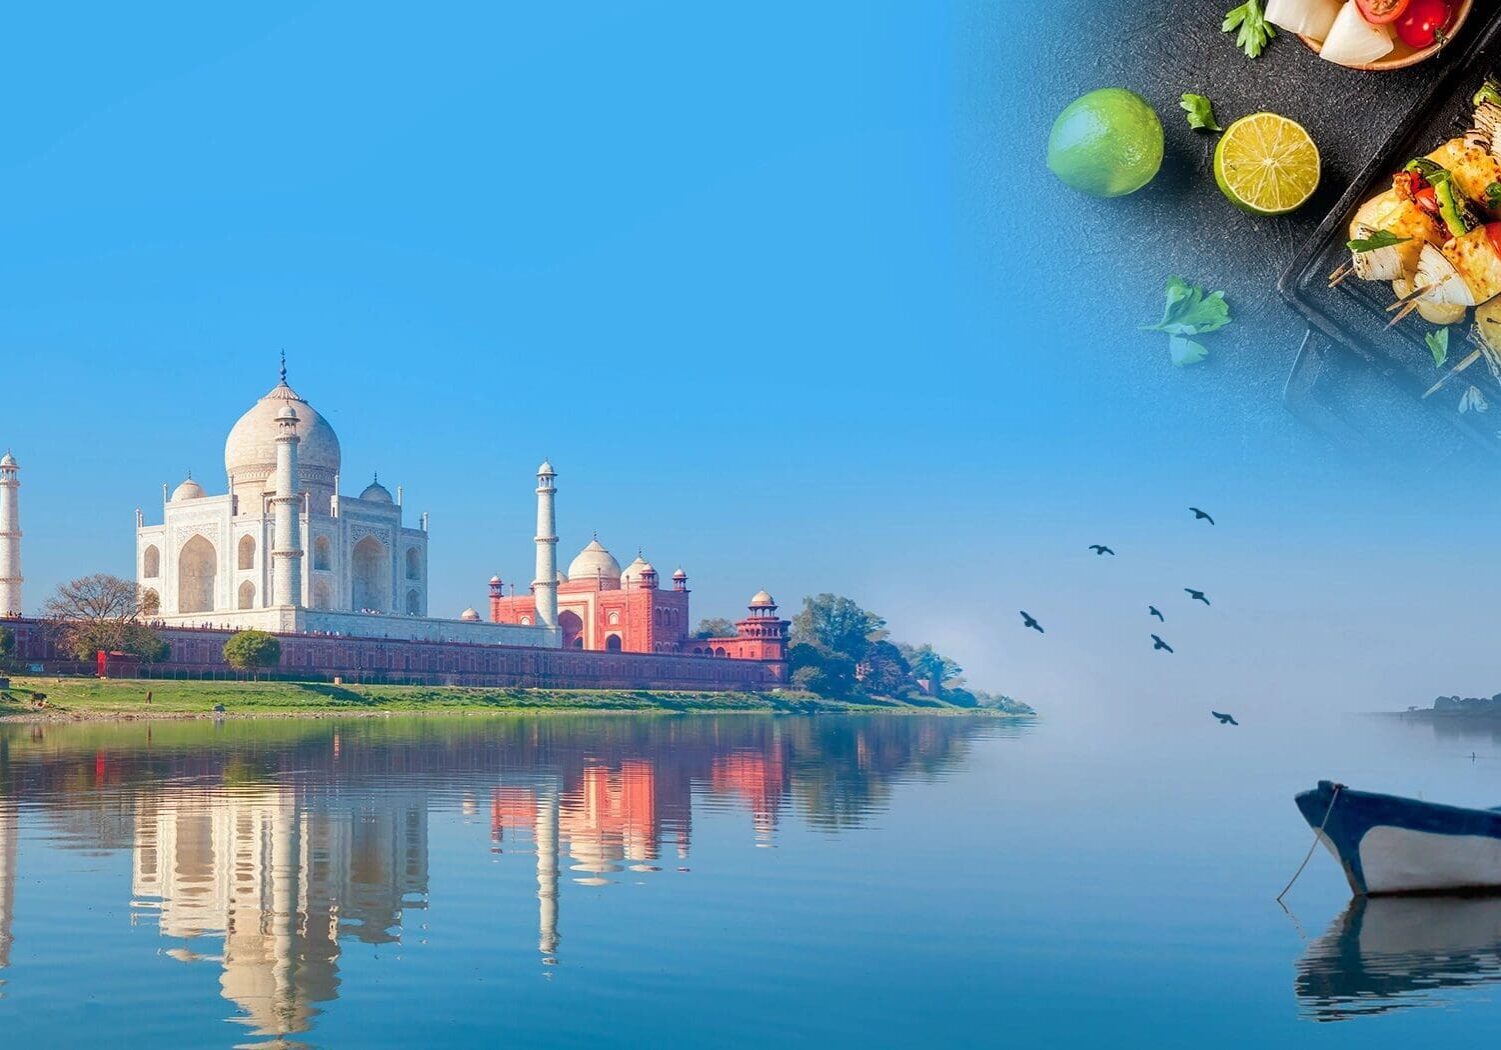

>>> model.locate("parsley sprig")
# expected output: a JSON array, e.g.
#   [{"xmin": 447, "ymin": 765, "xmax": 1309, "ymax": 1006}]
[
  {"xmin": 1223, "ymin": 1, "xmax": 1276, "ymax": 60},
  {"xmin": 1347, "ymin": 230, "xmax": 1411, "ymax": 254},
  {"xmin": 1180, "ymin": 93, "xmax": 1222, "ymax": 132},
  {"xmin": 1141, "ymin": 277, "xmax": 1233, "ymax": 367}
]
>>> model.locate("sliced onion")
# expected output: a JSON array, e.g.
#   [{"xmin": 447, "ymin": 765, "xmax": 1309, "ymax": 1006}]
[
  {"xmin": 1416, "ymin": 244, "xmax": 1477, "ymax": 307},
  {"xmin": 1351, "ymin": 225, "xmax": 1406, "ymax": 281},
  {"xmin": 1474, "ymin": 102, "xmax": 1501, "ymax": 159},
  {"xmin": 1319, "ymin": 1, "xmax": 1395, "ymax": 67},
  {"xmin": 1266, "ymin": 0, "xmax": 1340, "ymax": 40}
]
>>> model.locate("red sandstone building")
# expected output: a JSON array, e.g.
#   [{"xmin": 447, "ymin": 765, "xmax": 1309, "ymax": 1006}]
[{"xmin": 486, "ymin": 537, "xmax": 789, "ymax": 663}]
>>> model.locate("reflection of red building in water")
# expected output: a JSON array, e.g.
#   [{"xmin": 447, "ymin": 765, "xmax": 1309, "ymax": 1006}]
[
  {"xmin": 711, "ymin": 750, "xmax": 789, "ymax": 843},
  {"xmin": 488, "ymin": 534, "xmax": 790, "ymax": 671}
]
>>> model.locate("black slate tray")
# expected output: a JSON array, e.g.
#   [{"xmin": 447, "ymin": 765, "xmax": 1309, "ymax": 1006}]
[{"xmin": 1279, "ymin": 8, "xmax": 1501, "ymax": 453}]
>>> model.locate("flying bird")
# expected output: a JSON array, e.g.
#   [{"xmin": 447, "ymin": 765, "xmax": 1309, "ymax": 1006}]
[
  {"xmin": 1185, "ymin": 588, "xmax": 1211, "ymax": 606},
  {"xmin": 1212, "ymin": 711, "xmax": 1239, "ymax": 726},
  {"xmin": 1088, "ymin": 545, "xmax": 1116, "ymax": 556},
  {"xmin": 1149, "ymin": 606, "xmax": 1164, "ymax": 621},
  {"xmin": 1020, "ymin": 611, "xmax": 1044, "ymax": 634},
  {"xmin": 1151, "ymin": 634, "xmax": 1174, "ymax": 653},
  {"xmin": 1190, "ymin": 507, "xmax": 1215, "ymax": 525}
]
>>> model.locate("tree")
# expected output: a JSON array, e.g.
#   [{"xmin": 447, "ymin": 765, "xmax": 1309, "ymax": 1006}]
[
  {"xmin": 791, "ymin": 655, "xmax": 858, "ymax": 699},
  {"xmin": 0, "ymin": 625, "xmax": 14, "ymax": 671},
  {"xmin": 223, "ymin": 630, "xmax": 282, "ymax": 679},
  {"xmin": 42, "ymin": 573, "xmax": 166, "ymax": 662},
  {"xmin": 693, "ymin": 617, "xmax": 738, "ymax": 640},
  {"xmin": 903, "ymin": 643, "xmax": 962, "ymax": 696},
  {"xmin": 787, "ymin": 643, "xmax": 826, "ymax": 674},
  {"xmin": 791, "ymin": 594, "xmax": 887, "ymax": 662},
  {"xmin": 860, "ymin": 640, "xmax": 912, "ymax": 698}
]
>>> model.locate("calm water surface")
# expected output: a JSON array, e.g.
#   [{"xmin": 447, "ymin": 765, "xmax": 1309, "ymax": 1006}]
[{"xmin": 3, "ymin": 708, "xmax": 1501, "ymax": 1046}]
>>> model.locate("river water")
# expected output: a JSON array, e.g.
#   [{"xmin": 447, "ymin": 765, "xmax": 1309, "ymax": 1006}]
[{"xmin": 2, "ymin": 709, "xmax": 1501, "ymax": 1047}]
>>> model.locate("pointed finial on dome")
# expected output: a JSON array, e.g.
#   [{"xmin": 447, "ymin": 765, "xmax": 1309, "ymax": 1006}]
[{"xmin": 279, "ymin": 349, "xmax": 287, "ymax": 384}]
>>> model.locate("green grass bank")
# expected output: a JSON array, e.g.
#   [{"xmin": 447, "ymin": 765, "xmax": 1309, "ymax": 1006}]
[{"xmin": 0, "ymin": 676, "xmax": 1011, "ymax": 721}]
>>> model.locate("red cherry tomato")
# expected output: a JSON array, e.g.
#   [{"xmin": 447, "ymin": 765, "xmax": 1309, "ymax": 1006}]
[
  {"xmin": 1356, "ymin": 0, "xmax": 1410, "ymax": 24},
  {"xmin": 1395, "ymin": 0, "xmax": 1454, "ymax": 48},
  {"xmin": 1414, "ymin": 184, "xmax": 1439, "ymax": 215},
  {"xmin": 1486, "ymin": 223, "xmax": 1501, "ymax": 259}
]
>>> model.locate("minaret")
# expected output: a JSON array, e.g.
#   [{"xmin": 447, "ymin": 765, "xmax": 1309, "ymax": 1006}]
[
  {"xmin": 536, "ymin": 787, "xmax": 560, "ymax": 964},
  {"xmin": 0, "ymin": 452, "xmax": 20, "ymax": 617},
  {"xmin": 271, "ymin": 407, "xmax": 304, "ymax": 608},
  {"xmin": 533, "ymin": 460, "xmax": 558, "ymax": 628}
]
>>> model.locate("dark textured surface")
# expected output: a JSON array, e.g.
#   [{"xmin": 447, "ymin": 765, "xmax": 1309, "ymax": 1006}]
[{"xmin": 960, "ymin": 0, "xmax": 1499, "ymax": 473}]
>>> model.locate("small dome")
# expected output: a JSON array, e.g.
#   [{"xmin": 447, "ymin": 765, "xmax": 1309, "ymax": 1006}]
[
  {"xmin": 537, "ymin": 459, "xmax": 556, "ymax": 477},
  {"xmin": 0, "ymin": 451, "xmax": 15, "ymax": 467},
  {"xmin": 360, "ymin": 476, "xmax": 393, "ymax": 503},
  {"xmin": 489, "ymin": 575, "xmax": 502, "ymax": 585},
  {"xmin": 621, "ymin": 554, "xmax": 656, "ymax": 586},
  {"xmin": 749, "ymin": 590, "xmax": 777, "ymax": 608},
  {"xmin": 275, "ymin": 405, "xmax": 298, "ymax": 423},
  {"xmin": 460, "ymin": 608, "xmax": 481, "ymax": 622},
  {"xmin": 171, "ymin": 477, "xmax": 207, "ymax": 502},
  {"xmin": 672, "ymin": 567, "xmax": 688, "ymax": 580},
  {"xmin": 568, "ymin": 539, "xmax": 620, "ymax": 583}
]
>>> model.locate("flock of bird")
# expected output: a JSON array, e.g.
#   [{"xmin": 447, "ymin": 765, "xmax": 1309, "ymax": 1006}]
[{"xmin": 1018, "ymin": 506, "xmax": 1238, "ymax": 727}]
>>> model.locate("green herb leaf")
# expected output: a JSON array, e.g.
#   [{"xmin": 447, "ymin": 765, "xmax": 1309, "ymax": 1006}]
[
  {"xmin": 1143, "ymin": 277, "xmax": 1231, "ymax": 367},
  {"xmin": 1223, "ymin": 0, "xmax": 1275, "ymax": 59},
  {"xmin": 1426, "ymin": 327, "xmax": 1450, "ymax": 368},
  {"xmin": 1168, "ymin": 335, "xmax": 1210, "ymax": 367},
  {"xmin": 1487, "ymin": 182, "xmax": 1501, "ymax": 211},
  {"xmin": 1347, "ymin": 230, "xmax": 1412, "ymax": 254},
  {"xmin": 1141, "ymin": 276, "xmax": 1233, "ymax": 336},
  {"xmin": 1461, "ymin": 385, "xmax": 1490, "ymax": 414},
  {"xmin": 1180, "ymin": 93, "xmax": 1222, "ymax": 132}
]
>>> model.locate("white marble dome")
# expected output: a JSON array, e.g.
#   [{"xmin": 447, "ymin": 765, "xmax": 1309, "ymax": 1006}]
[
  {"xmin": 460, "ymin": 607, "xmax": 481, "ymax": 622},
  {"xmin": 749, "ymin": 590, "xmax": 776, "ymax": 608},
  {"xmin": 360, "ymin": 477, "xmax": 393, "ymax": 503},
  {"xmin": 225, "ymin": 376, "xmax": 341, "ymax": 491},
  {"xmin": 568, "ymin": 539, "xmax": 620, "ymax": 583},
  {"xmin": 171, "ymin": 477, "xmax": 206, "ymax": 502}
]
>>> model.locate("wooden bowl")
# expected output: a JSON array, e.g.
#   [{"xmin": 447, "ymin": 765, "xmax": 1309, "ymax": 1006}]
[{"xmin": 1299, "ymin": 0, "xmax": 1473, "ymax": 71}]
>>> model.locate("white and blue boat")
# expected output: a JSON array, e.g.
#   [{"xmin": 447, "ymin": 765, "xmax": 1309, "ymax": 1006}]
[{"xmin": 1296, "ymin": 780, "xmax": 1501, "ymax": 896}]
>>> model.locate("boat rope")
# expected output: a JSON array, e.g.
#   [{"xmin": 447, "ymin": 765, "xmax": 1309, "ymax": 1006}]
[{"xmin": 1276, "ymin": 784, "xmax": 1341, "ymax": 904}]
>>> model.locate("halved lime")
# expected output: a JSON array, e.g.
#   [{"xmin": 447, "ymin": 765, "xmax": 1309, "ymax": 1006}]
[{"xmin": 1214, "ymin": 113, "xmax": 1321, "ymax": 215}]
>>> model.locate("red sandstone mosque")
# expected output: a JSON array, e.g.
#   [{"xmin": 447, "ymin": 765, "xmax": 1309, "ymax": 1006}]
[{"xmin": 485, "ymin": 541, "xmax": 788, "ymax": 662}]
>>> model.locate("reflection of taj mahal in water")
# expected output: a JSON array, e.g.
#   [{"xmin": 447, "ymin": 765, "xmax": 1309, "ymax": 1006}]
[{"xmin": 0, "ymin": 717, "xmax": 967, "ymax": 1041}]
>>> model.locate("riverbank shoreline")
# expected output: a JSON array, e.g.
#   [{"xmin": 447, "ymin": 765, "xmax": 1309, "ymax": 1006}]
[{"xmin": 0, "ymin": 676, "xmax": 1026, "ymax": 724}]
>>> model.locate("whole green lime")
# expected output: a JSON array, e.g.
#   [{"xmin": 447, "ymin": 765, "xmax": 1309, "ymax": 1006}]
[{"xmin": 1047, "ymin": 88, "xmax": 1164, "ymax": 198}]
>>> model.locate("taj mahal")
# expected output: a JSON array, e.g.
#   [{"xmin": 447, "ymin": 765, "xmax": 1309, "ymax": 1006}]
[
  {"xmin": 132, "ymin": 360, "xmax": 466, "ymax": 635},
  {"xmin": 77, "ymin": 360, "xmax": 790, "ymax": 673}
]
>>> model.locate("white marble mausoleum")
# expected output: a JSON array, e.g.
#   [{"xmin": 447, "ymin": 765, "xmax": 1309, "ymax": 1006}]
[{"xmin": 134, "ymin": 363, "xmax": 557, "ymax": 647}]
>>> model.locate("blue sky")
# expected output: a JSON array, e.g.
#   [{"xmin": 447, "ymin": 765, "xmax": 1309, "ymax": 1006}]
[{"xmin": 3, "ymin": 2, "xmax": 1498, "ymax": 711}]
